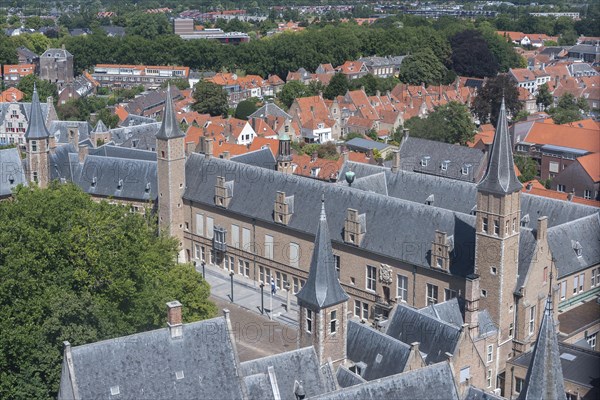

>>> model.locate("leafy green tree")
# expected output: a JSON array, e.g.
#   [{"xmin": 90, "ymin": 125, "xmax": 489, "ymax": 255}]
[
  {"xmin": 192, "ymin": 81, "xmax": 229, "ymax": 117},
  {"xmin": 96, "ymin": 108, "xmax": 120, "ymax": 129},
  {"xmin": 549, "ymin": 93, "xmax": 589, "ymax": 124},
  {"xmin": 323, "ymin": 73, "xmax": 349, "ymax": 100},
  {"xmin": 0, "ymin": 183, "xmax": 217, "ymax": 399},
  {"xmin": 405, "ymin": 101, "xmax": 476, "ymax": 145},
  {"xmin": 17, "ymin": 75, "xmax": 58, "ymax": 102},
  {"xmin": 160, "ymin": 78, "xmax": 190, "ymax": 91},
  {"xmin": 234, "ymin": 99, "xmax": 258, "ymax": 120},
  {"xmin": 278, "ymin": 80, "xmax": 315, "ymax": 109},
  {"xmin": 0, "ymin": 32, "xmax": 17, "ymax": 65},
  {"xmin": 125, "ymin": 13, "xmax": 170, "ymax": 39},
  {"xmin": 471, "ymin": 74, "xmax": 522, "ymax": 127},
  {"xmin": 449, "ymin": 30, "xmax": 499, "ymax": 78},
  {"xmin": 514, "ymin": 155, "xmax": 538, "ymax": 182},
  {"xmin": 536, "ymin": 83, "xmax": 553, "ymax": 111},
  {"xmin": 398, "ymin": 48, "xmax": 447, "ymax": 86}
]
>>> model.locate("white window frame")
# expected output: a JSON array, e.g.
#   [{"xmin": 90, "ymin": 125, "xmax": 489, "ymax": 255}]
[
  {"xmin": 560, "ymin": 280, "xmax": 567, "ymax": 300},
  {"xmin": 529, "ymin": 305, "xmax": 536, "ymax": 335},
  {"xmin": 487, "ymin": 369, "xmax": 493, "ymax": 388},
  {"xmin": 426, "ymin": 283, "xmax": 438, "ymax": 306},
  {"xmin": 206, "ymin": 217, "xmax": 214, "ymax": 239},
  {"xmin": 397, "ymin": 274, "xmax": 408, "ymax": 302},
  {"xmin": 486, "ymin": 344, "xmax": 493, "ymax": 363},
  {"xmin": 264, "ymin": 234, "xmax": 274, "ymax": 260},
  {"xmin": 230, "ymin": 224, "xmax": 239, "ymax": 248},
  {"xmin": 573, "ymin": 275, "xmax": 579, "ymax": 294},
  {"xmin": 354, "ymin": 300, "xmax": 361, "ymax": 317},
  {"xmin": 579, "ymin": 273, "xmax": 584, "ymax": 293},
  {"xmin": 195, "ymin": 213, "xmax": 204, "ymax": 236},
  {"xmin": 366, "ymin": 265, "xmax": 377, "ymax": 291},
  {"xmin": 242, "ymin": 227, "xmax": 251, "ymax": 252},
  {"xmin": 330, "ymin": 310, "xmax": 337, "ymax": 334},
  {"xmin": 289, "ymin": 243, "xmax": 300, "ymax": 268},
  {"xmin": 583, "ymin": 189, "xmax": 592, "ymax": 200},
  {"xmin": 306, "ymin": 309, "xmax": 312, "ymax": 333}
]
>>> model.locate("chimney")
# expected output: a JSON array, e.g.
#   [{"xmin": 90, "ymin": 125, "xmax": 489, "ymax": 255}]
[
  {"xmin": 391, "ymin": 149, "xmax": 400, "ymax": 173},
  {"xmin": 166, "ymin": 301, "xmax": 183, "ymax": 339},
  {"xmin": 185, "ymin": 141, "xmax": 195, "ymax": 156},
  {"xmin": 537, "ymin": 216, "xmax": 548, "ymax": 241},
  {"xmin": 48, "ymin": 134, "xmax": 57, "ymax": 153},
  {"xmin": 402, "ymin": 128, "xmax": 409, "ymax": 142},
  {"xmin": 342, "ymin": 150, "xmax": 349, "ymax": 163},
  {"xmin": 67, "ymin": 123, "xmax": 79, "ymax": 147},
  {"xmin": 464, "ymin": 274, "xmax": 480, "ymax": 331},
  {"xmin": 567, "ymin": 189, "xmax": 574, "ymax": 201},
  {"xmin": 205, "ymin": 138, "xmax": 214, "ymax": 159},
  {"xmin": 311, "ymin": 151, "xmax": 318, "ymax": 162},
  {"xmin": 78, "ymin": 144, "xmax": 88, "ymax": 164},
  {"xmin": 222, "ymin": 150, "xmax": 230, "ymax": 160},
  {"xmin": 526, "ymin": 181, "xmax": 533, "ymax": 191}
]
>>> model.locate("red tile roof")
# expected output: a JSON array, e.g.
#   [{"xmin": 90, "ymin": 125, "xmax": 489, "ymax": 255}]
[
  {"xmin": 577, "ymin": 152, "xmax": 600, "ymax": 182},
  {"xmin": 522, "ymin": 180, "xmax": 600, "ymax": 207}
]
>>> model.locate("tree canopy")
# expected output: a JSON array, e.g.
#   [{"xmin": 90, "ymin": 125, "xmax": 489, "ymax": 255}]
[
  {"xmin": 404, "ymin": 101, "xmax": 476, "ymax": 145},
  {"xmin": 234, "ymin": 99, "xmax": 259, "ymax": 120},
  {"xmin": 549, "ymin": 93, "xmax": 589, "ymax": 124},
  {"xmin": 0, "ymin": 183, "xmax": 217, "ymax": 399},
  {"xmin": 323, "ymin": 73, "xmax": 349, "ymax": 100},
  {"xmin": 449, "ymin": 30, "xmax": 499, "ymax": 78},
  {"xmin": 398, "ymin": 48, "xmax": 448, "ymax": 86},
  {"xmin": 16, "ymin": 75, "xmax": 58, "ymax": 102},
  {"xmin": 192, "ymin": 81, "xmax": 229, "ymax": 117},
  {"xmin": 536, "ymin": 83, "xmax": 553, "ymax": 111},
  {"xmin": 471, "ymin": 74, "xmax": 522, "ymax": 127}
]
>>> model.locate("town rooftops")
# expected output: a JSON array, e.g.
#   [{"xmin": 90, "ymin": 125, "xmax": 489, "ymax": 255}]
[
  {"xmin": 41, "ymin": 48, "xmax": 73, "ymax": 58},
  {"xmin": 576, "ymin": 152, "xmax": 600, "ymax": 182},
  {"xmin": 345, "ymin": 137, "xmax": 392, "ymax": 152}
]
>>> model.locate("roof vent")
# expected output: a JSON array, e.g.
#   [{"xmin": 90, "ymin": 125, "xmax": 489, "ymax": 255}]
[
  {"xmin": 117, "ymin": 179, "xmax": 123, "ymax": 189},
  {"xmin": 572, "ymin": 240, "xmax": 583, "ymax": 257},
  {"xmin": 425, "ymin": 194, "xmax": 434, "ymax": 206},
  {"xmin": 145, "ymin": 182, "xmax": 151, "ymax": 193},
  {"xmin": 420, "ymin": 156, "xmax": 430, "ymax": 167},
  {"xmin": 8, "ymin": 175, "xmax": 15, "ymax": 184},
  {"xmin": 560, "ymin": 353, "xmax": 576, "ymax": 361},
  {"xmin": 91, "ymin": 177, "xmax": 97, "ymax": 187},
  {"xmin": 345, "ymin": 170, "xmax": 356, "ymax": 186},
  {"xmin": 110, "ymin": 386, "xmax": 120, "ymax": 396},
  {"xmin": 175, "ymin": 370, "xmax": 184, "ymax": 380},
  {"xmin": 375, "ymin": 353, "xmax": 383, "ymax": 364}
]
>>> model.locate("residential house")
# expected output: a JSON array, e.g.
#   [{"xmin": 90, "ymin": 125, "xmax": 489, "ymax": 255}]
[
  {"xmin": 0, "ymin": 96, "xmax": 57, "ymax": 147},
  {"xmin": 336, "ymin": 61, "xmax": 368, "ymax": 80},
  {"xmin": 92, "ymin": 64, "xmax": 190, "ymax": 89},
  {"xmin": 0, "ymin": 87, "xmax": 24, "ymax": 102},
  {"xmin": 2, "ymin": 64, "xmax": 35, "ymax": 86},
  {"xmin": 124, "ymin": 87, "xmax": 183, "ymax": 119},
  {"xmin": 249, "ymin": 102, "xmax": 299, "ymax": 140},
  {"xmin": 510, "ymin": 68, "xmax": 551, "ymax": 95},
  {"xmin": 206, "ymin": 73, "xmax": 283, "ymax": 106},
  {"xmin": 497, "ymin": 31, "xmax": 558, "ymax": 47},
  {"xmin": 40, "ymin": 47, "xmax": 74, "ymax": 87},
  {"xmin": 552, "ymin": 152, "xmax": 600, "ymax": 200},
  {"xmin": 568, "ymin": 44, "xmax": 600, "ymax": 63},
  {"xmin": 17, "ymin": 46, "xmax": 38, "ymax": 66},
  {"xmin": 357, "ymin": 56, "xmax": 405, "ymax": 78},
  {"xmin": 57, "ymin": 72, "xmax": 99, "ymax": 104},
  {"xmin": 288, "ymin": 95, "xmax": 340, "ymax": 142}
]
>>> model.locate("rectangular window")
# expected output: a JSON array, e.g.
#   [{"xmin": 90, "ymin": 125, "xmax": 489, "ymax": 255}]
[
  {"xmin": 397, "ymin": 274, "xmax": 408, "ymax": 301},
  {"xmin": 225, "ymin": 255, "xmax": 234, "ymax": 272},
  {"xmin": 512, "ymin": 218, "xmax": 517, "ymax": 232},
  {"xmin": 509, "ymin": 323, "xmax": 514, "ymax": 338},
  {"xmin": 238, "ymin": 259, "xmax": 249, "ymax": 277},
  {"xmin": 293, "ymin": 277, "xmax": 299, "ymax": 294},
  {"xmin": 573, "ymin": 275, "xmax": 579, "ymax": 294},
  {"xmin": 584, "ymin": 190, "xmax": 592, "ymax": 200},
  {"xmin": 529, "ymin": 305, "xmax": 536, "ymax": 335},
  {"xmin": 587, "ymin": 332, "xmax": 597, "ymax": 348},
  {"xmin": 242, "ymin": 228, "xmax": 251, "ymax": 251},
  {"xmin": 362, "ymin": 302, "xmax": 369, "ymax": 319},
  {"xmin": 427, "ymin": 283, "xmax": 438, "ymax": 306},
  {"xmin": 306, "ymin": 309, "xmax": 312, "ymax": 333},
  {"xmin": 487, "ymin": 369, "xmax": 493, "ymax": 388},
  {"xmin": 230, "ymin": 224, "xmax": 239, "ymax": 248},
  {"xmin": 592, "ymin": 269, "xmax": 596, "ymax": 288},
  {"xmin": 330, "ymin": 310, "xmax": 337, "ymax": 334},
  {"xmin": 560, "ymin": 281, "xmax": 567, "ymax": 300},
  {"xmin": 493, "ymin": 220, "xmax": 500, "ymax": 235},
  {"xmin": 459, "ymin": 367, "xmax": 470, "ymax": 383},
  {"xmin": 333, "ymin": 254, "xmax": 340, "ymax": 278},
  {"xmin": 259, "ymin": 266, "xmax": 265, "ymax": 283},
  {"xmin": 505, "ymin": 220, "xmax": 509, "ymax": 235},
  {"xmin": 482, "ymin": 217, "xmax": 488, "ymax": 233},
  {"xmin": 487, "ymin": 345, "xmax": 493, "ymax": 363},
  {"xmin": 31, "ymin": 140, "xmax": 37, "ymax": 152},
  {"xmin": 206, "ymin": 217, "xmax": 214, "ymax": 239},
  {"xmin": 549, "ymin": 161, "xmax": 559, "ymax": 173},
  {"xmin": 543, "ymin": 267, "xmax": 548, "ymax": 283},
  {"xmin": 557, "ymin": 184, "xmax": 566, "ymax": 192},
  {"xmin": 444, "ymin": 288, "xmax": 457, "ymax": 301},
  {"xmin": 354, "ymin": 300, "xmax": 361, "ymax": 317},
  {"xmin": 289, "ymin": 243, "xmax": 299, "ymax": 268},
  {"xmin": 366, "ymin": 265, "xmax": 377, "ymax": 291},
  {"xmin": 194, "ymin": 244, "xmax": 201, "ymax": 260},
  {"xmin": 515, "ymin": 377, "xmax": 524, "ymax": 393},
  {"xmin": 264, "ymin": 234, "xmax": 274, "ymax": 260},
  {"xmin": 579, "ymin": 273, "xmax": 584, "ymax": 292},
  {"xmin": 195, "ymin": 213, "xmax": 204, "ymax": 236}
]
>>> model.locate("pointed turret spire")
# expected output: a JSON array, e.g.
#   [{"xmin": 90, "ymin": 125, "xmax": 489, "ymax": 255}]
[
  {"xmin": 477, "ymin": 98, "xmax": 521, "ymax": 195},
  {"xmin": 296, "ymin": 195, "xmax": 349, "ymax": 311},
  {"xmin": 517, "ymin": 290, "xmax": 566, "ymax": 400},
  {"xmin": 25, "ymin": 84, "xmax": 50, "ymax": 140},
  {"xmin": 94, "ymin": 119, "xmax": 108, "ymax": 133},
  {"xmin": 156, "ymin": 85, "xmax": 185, "ymax": 140}
]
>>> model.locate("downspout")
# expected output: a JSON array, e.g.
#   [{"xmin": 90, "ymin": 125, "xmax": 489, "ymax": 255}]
[
  {"xmin": 252, "ymin": 217, "xmax": 257, "ymax": 287},
  {"xmin": 412, "ymin": 265, "xmax": 417, "ymax": 306}
]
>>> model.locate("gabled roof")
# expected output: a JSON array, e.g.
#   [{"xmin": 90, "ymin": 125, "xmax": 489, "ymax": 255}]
[
  {"xmin": 296, "ymin": 197, "xmax": 349, "ymax": 311},
  {"xmin": 59, "ymin": 316, "xmax": 245, "ymax": 400},
  {"xmin": 419, "ymin": 298, "xmax": 464, "ymax": 328},
  {"xmin": 576, "ymin": 152, "xmax": 600, "ymax": 182},
  {"xmin": 521, "ymin": 122, "xmax": 600, "ymax": 153},
  {"xmin": 517, "ymin": 297, "xmax": 566, "ymax": 400},
  {"xmin": 249, "ymin": 102, "xmax": 292, "ymax": 120},
  {"xmin": 155, "ymin": 86, "xmax": 185, "ymax": 140},
  {"xmin": 24, "ymin": 86, "xmax": 50, "ymax": 140},
  {"xmin": 230, "ymin": 148, "xmax": 276, "ymax": 170},
  {"xmin": 477, "ymin": 99, "xmax": 522, "ymax": 195},
  {"xmin": 0, "ymin": 148, "xmax": 26, "ymax": 197}
]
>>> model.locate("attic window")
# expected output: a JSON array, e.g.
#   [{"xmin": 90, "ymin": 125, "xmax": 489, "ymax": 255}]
[
  {"xmin": 175, "ymin": 370, "xmax": 184, "ymax": 380},
  {"xmin": 91, "ymin": 177, "xmax": 97, "ymax": 188},
  {"xmin": 145, "ymin": 182, "xmax": 151, "ymax": 193},
  {"xmin": 110, "ymin": 386, "xmax": 120, "ymax": 396},
  {"xmin": 461, "ymin": 164, "xmax": 472, "ymax": 175},
  {"xmin": 441, "ymin": 160, "xmax": 450, "ymax": 171},
  {"xmin": 420, "ymin": 156, "xmax": 430, "ymax": 167},
  {"xmin": 573, "ymin": 241, "xmax": 583, "ymax": 257},
  {"xmin": 117, "ymin": 179, "xmax": 123, "ymax": 189},
  {"xmin": 8, "ymin": 175, "xmax": 15, "ymax": 184}
]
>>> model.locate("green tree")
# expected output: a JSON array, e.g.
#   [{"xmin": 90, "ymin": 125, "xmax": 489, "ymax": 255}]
[
  {"xmin": 0, "ymin": 32, "xmax": 17, "ymax": 65},
  {"xmin": 549, "ymin": 93, "xmax": 589, "ymax": 124},
  {"xmin": 16, "ymin": 75, "xmax": 58, "ymax": 102},
  {"xmin": 514, "ymin": 155, "xmax": 538, "ymax": 182},
  {"xmin": 323, "ymin": 73, "xmax": 349, "ymax": 100},
  {"xmin": 471, "ymin": 74, "xmax": 522, "ymax": 127},
  {"xmin": 192, "ymin": 81, "xmax": 229, "ymax": 117},
  {"xmin": 0, "ymin": 183, "xmax": 217, "ymax": 399},
  {"xmin": 126, "ymin": 13, "xmax": 170, "ymax": 39},
  {"xmin": 96, "ymin": 108, "xmax": 120, "ymax": 129},
  {"xmin": 536, "ymin": 83, "xmax": 553, "ymax": 111},
  {"xmin": 404, "ymin": 101, "xmax": 476, "ymax": 145},
  {"xmin": 234, "ymin": 99, "xmax": 258, "ymax": 120},
  {"xmin": 398, "ymin": 48, "xmax": 448, "ymax": 86},
  {"xmin": 278, "ymin": 80, "xmax": 315, "ymax": 109},
  {"xmin": 160, "ymin": 78, "xmax": 190, "ymax": 91},
  {"xmin": 449, "ymin": 29, "xmax": 499, "ymax": 78}
]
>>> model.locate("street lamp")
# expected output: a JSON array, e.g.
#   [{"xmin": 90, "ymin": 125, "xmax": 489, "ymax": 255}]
[
  {"xmin": 260, "ymin": 282, "xmax": 265, "ymax": 314},
  {"xmin": 229, "ymin": 271, "xmax": 234, "ymax": 302},
  {"xmin": 201, "ymin": 261, "xmax": 206, "ymax": 279}
]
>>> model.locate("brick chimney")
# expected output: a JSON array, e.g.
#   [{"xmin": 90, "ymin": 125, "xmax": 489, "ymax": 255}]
[
  {"xmin": 537, "ymin": 216, "xmax": 548, "ymax": 241},
  {"xmin": 311, "ymin": 151, "xmax": 318, "ymax": 163},
  {"xmin": 205, "ymin": 138, "xmax": 214, "ymax": 159},
  {"xmin": 391, "ymin": 149, "xmax": 400, "ymax": 173},
  {"xmin": 78, "ymin": 144, "xmax": 88, "ymax": 164},
  {"xmin": 464, "ymin": 274, "xmax": 480, "ymax": 332},
  {"xmin": 166, "ymin": 301, "xmax": 183, "ymax": 339},
  {"xmin": 567, "ymin": 189, "xmax": 574, "ymax": 201}
]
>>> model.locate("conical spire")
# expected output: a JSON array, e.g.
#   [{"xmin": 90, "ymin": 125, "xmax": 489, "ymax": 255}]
[
  {"xmin": 518, "ymin": 291, "xmax": 566, "ymax": 400},
  {"xmin": 94, "ymin": 119, "xmax": 108, "ymax": 133},
  {"xmin": 477, "ymin": 98, "xmax": 521, "ymax": 195},
  {"xmin": 25, "ymin": 84, "xmax": 50, "ymax": 140},
  {"xmin": 296, "ymin": 195, "xmax": 349, "ymax": 311},
  {"xmin": 156, "ymin": 85, "xmax": 185, "ymax": 140}
]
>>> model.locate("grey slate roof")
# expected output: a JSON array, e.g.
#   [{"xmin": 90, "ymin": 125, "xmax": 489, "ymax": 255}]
[
  {"xmin": 419, "ymin": 297, "xmax": 464, "ymax": 328},
  {"xmin": 346, "ymin": 320, "xmax": 411, "ymax": 381},
  {"xmin": 49, "ymin": 143, "xmax": 80, "ymax": 183},
  {"xmin": 184, "ymin": 155, "xmax": 478, "ymax": 276},
  {"xmin": 312, "ymin": 362, "xmax": 460, "ymax": 400},
  {"xmin": 230, "ymin": 147, "xmax": 277, "ymax": 170},
  {"xmin": 94, "ymin": 119, "xmax": 108, "ymax": 133},
  {"xmin": 345, "ymin": 137, "xmax": 391, "ymax": 152},
  {"xmin": 249, "ymin": 102, "xmax": 292, "ymax": 120},
  {"xmin": 58, "ymin": 316, "xmax": 245, "ymax": 400},
  {"xmin": 385, "ymin": 303, "xmax": 462, "ymax": 364},
  {"xmin": 547, "ymin": 213, "xmax": 600, "ymax": 278},
  {"xmin": 41, "ymin": 48, "xmax": 73, "ymax": 59},
  {"xmin": 48, "ymin": 121, "xmax": 93, "ymax": 144},
  {"xmin": 0, "ymin": 148, "xmax": 27, "ymax": 197},
  {"xmin": 477, "ymin": 99, "xmax": 522, "ymax": 195},
  {"xmin": 89, "ymin": 144, "xmax": 157, "ymax": 162},
  {"xmin": 109, "ymin": 123, "xmax": 162, "ymax": 151},
  {"xmin": 335, "ymin": 366, "xmax": 366, "ymax": 388},
  {"xmin": 396, "ymin": 136, "xmax": 487, "ymax": 182},
  {"xmin": 120, "ymin": 114, "xmax": 157, "ymax": 127},
  {"xmin": 24, "ymin": 86, "xmax": 50, "ymax": 139},
  {"xmin": 517, "ymin": 297, "xmax": 566, "ymax": 400},
  {"xmin": 296, "ymin": 198, "xmax": 350, "ymax": 311},
  {"xmin": 155, "ymin": 86, "xmax": 185, "ymax": 140},
  {"xmin": 463, "ymin": 386, "xmax": 504, "ymax": 400},
  {"xmin": 244, "ymin": 373, "xmax": 275, "ymax": 400},
  {"xmin": 477, "ymin": 309, "xmax": 498, "ymax": 338},
  {"xmin": 240, "ymin": 347, "xmax": 336, "ymax": 400}
]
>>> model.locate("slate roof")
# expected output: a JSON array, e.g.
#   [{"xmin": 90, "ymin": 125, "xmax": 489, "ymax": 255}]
[
  {"xmin": 0, "ymin": 148, "xmax": 26, "ymax": 197},
  {"xmin": 249, "ymin": 102, "xmax": 292, "ymax": 120},
  {"xmin": 94, "ymin": 119, "xmax": 108, "ymax": 133},
  {"xmin": 239, "ymin": 347, "xmax": 336, "ymax": 400},
  {"xmin": 109, "ymin": 123, "xmax": 162, "ymax": 151},
  {"xmin": 296, "ymin": 198, "xmax": 350, "ymax": 310},
  {"xmin": 58, "ymin": 316, "xmax": 245, "ymax": 400},
  {"xmin": 335, "ymin": 366, "xmax": 366, "ymax": 388},
  {"xmin": 547, "ymin": 213, "xmax": 600, "ymax": 278},
  {"xmin": 88, "ymin": 144, "xmax": 157, "ymax": 161},
  {"xmin": 397, "ymin": 136, "xmax": 487, "ymax": 182},
  {"xmin": 477, "ymin": 99, "xmax": 522, "ymax": 195},
  {"xmin": 24, "ymin": 86, "xmax": 50, "ymax": 139},
  {"xmin": 346, "ymin": 320, "xmax": 411, "ymax": 381},
  {"xmin": 48, "ymin": 121, "xmax": 93, "ymax": 144},
  {"xmin": 419, "ymin": 297, "xmax": 464, "ymax": 328},
  {"xmin": 385, "ymin": 303, "xmax": 462, "ymax": 364},
  {"xmin": 312, "ymin": 362, "xmax": 460, "ymax": 400},
  {"xmin": 41, "ymin": 48, "xmax": 73, "ymax": 59},
  {"xmin": 120, "ymin": 114, "xmax": 157, "ymax": 127},
  {"xmin": 517, "ymin": 297, "xmax": 566, "ymax": 400},
  {"xmin": 156, "ymin": 86, "xmax": 185, "ymax": 140},
  {"xmin": 345, "ymin": 137, "xmax": 391, "ymax": 152},
  {"xmin": 184, "ymin": 155, "xmax": 478, "ymax": 276},
  {"xmin": 244, "ymin": 373, "xmax": 275, "ymax": 400},
  {"xmin": 463, "ymin": 386, "xmax": 504, "ymax": 400},
  {"xmin": 230, "ymin": 147, "xmax": 276, "ymax": 170}
]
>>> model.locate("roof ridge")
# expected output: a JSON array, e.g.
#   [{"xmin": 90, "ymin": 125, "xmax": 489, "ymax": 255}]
[{"xmin": 348, "ymin": 319, "xmax": 412, "ymax": 350}]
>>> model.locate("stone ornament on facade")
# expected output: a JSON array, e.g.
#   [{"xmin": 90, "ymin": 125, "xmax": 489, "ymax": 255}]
[{"xmin": 379, "ymin": 263, "xmax": 393, "ymax": 285}]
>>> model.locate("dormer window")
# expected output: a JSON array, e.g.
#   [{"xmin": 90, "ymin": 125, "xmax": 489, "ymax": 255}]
[
  {"xmin": 117, "ymin": 179, "xmax": 123, "ymax": 190},
  {"xmin": 420, "ymin": 156, "xmax": 430, "ymax": 167},
  {"xmin": 91, "ymin": 177, "xmax": 97, "ymax": 188},
  {"xmin": 145, "ymin": 182, "xmax": 151, "ymax": 193},
  {"xmin": 441, "ymin": 160, "xmax": 450, "ymax": 171},
  {"xmin": 8, "ymin": 175, "xmax": 15, "ymax": 184},
  {"xmin": 31, "ymin": 140, "xmax": 37, "ymax": 152},
  {"xmin": 573, "ymin": 241, "xmax": 583, "ymax": 258},
  {"xmin": 462, "ymin": 164, "xmax": 472, "ymax": 175}
]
